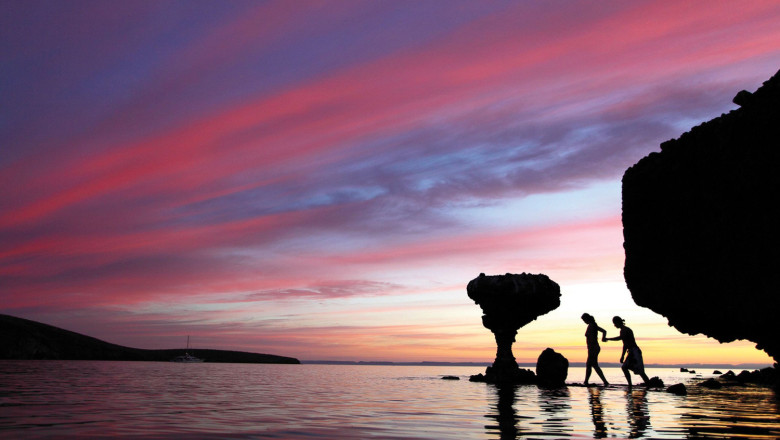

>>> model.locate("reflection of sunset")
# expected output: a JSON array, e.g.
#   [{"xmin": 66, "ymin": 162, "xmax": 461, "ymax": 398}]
[
  {"xmin": 2, "ymin": 1, "xmax": 779, "ymax": 366},
  {"xmin": 3, "ymin": 361, "xmax": 777, "ymax": 437}
]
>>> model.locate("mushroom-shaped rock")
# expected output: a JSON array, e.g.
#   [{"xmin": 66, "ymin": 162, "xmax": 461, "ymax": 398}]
[
  {"xmin": 622, "ymin": 69, "xmax": 780, "ymax": 362},
  {"xmin": 467, "ymin": 272, "xmax": 560, "ymax": 383},
  {"xmin": 536, "ymin": 348, "xmax": 569, "ymax": 388}
]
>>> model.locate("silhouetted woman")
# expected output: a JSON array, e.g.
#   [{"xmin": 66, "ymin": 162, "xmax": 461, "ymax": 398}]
[
  {"xmin": 604, "ymin": 316, "xmax": 650, "ymax": 386},
  {"xmin": 581, "ymin": 313, "xmax": 609, "ymax": 386}
]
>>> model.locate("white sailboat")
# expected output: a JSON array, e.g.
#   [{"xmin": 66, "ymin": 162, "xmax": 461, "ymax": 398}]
[{"xmin": 171, "ymin": 336, "xmax": 204, "ymax": 363}]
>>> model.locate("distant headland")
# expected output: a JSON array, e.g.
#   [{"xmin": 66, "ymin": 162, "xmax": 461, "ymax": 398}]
[{"xmin": 0, "ymin": 314, "xmax": 299, "ymax": 364}]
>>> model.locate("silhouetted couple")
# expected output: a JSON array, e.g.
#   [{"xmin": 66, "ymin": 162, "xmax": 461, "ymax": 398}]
[{"xmin": 581, "ymin": 314, "xmax": 651, "ymax": 387}]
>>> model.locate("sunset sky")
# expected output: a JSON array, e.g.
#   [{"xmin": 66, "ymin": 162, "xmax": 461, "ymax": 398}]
[{"xmin": 2, "ymin": 1, "xmax": 778, "ymax": 365}]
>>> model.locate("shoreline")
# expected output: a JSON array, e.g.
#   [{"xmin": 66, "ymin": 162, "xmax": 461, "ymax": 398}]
[{"xmin": 302, "ymin": 360, "xmax": 774, "ymax": 369}]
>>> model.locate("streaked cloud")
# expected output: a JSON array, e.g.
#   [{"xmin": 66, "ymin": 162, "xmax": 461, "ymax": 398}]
[{"xmin": 1, "ymin": 0, "xmax": 778, "ymax": 364}]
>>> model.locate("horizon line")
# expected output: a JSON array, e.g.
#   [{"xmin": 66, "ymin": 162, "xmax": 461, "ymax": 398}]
[{"xmin": 301, "ymin": 360, "xmax": 774, "ymax": 370}]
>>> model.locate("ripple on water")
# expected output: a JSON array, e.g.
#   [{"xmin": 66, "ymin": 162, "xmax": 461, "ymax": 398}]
[{"xmin": 0, "ymin": 362, "xmax": 778, "ymax": 439}]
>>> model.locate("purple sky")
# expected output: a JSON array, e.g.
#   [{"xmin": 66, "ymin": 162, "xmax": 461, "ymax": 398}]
[{"xmin": 2, "ymin": 1, "xmax": 779, "ymax": 364}]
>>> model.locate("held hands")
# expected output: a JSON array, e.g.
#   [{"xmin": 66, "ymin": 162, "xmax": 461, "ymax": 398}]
[{"xmin": 602, "ymin": 335, "xmax": 607, "ymax": 342}]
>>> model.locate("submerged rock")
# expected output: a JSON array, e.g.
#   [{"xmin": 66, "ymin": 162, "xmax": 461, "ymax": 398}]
[
  {"xmin": 622, "ymin": 69, "xmax": 780, "ymax": 362},
  {"xmin": 467, "ymin": 272, "xmax": 560, "ymax": 384},
  {"xmin": 667, "ymin": 383, "xmax": 687, "ymax": 395},
  {"xmin": 700, "ymin": 378, "xmax": 723, "ymax": 389},
  {"xmin": 536, "ymin": 348, "xmax": 569, "ymax": 388}
]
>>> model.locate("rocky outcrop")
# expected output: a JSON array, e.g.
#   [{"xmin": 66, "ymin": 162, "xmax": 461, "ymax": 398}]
[
  {"xmin": 622, "ymin": 69, "xmax": 780, "ymax": 362},
  {"xmin": 731, "ymin": 367, "xmax": 777, "ymax": 386},
  {"xmin": 469, "ymin": 367, "xmax": 536, "ymax": 384},
  {"xmin": 467, "ymin": 272, "xmax": 560, "ymax": 383},
  {"xmin": 536, "ymin": 348, "xmax": 569, "ymax": 387},
  {"xmin": 687, "ymin": 368, "xmax": 778, "ymax": 390}
]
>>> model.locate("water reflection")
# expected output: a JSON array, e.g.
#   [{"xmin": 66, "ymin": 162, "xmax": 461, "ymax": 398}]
[
  {"xmin": 486, "ymin": 385, "xmax": 575, "ymax": 439},
  {"xmin": 588, "ymin": 387, "xmax": 607, "ymax": 438},
  {"xmin": 682, "ymin": 386, "xmax": 780, "ymax": 438},
  {"xmin": 485, "ymin": 384, "xmax": 521, "ymax": 439},
  {"xmin": 538, "ymin": 387, "xmax": 571, "ymax": 436},
  {"xmin": 3, "ymin": 363, "xmax": 779, "ymax": 439},
  {"xmin": 626, "ymin": 388, "xmax": 650, "ymax": 438}
]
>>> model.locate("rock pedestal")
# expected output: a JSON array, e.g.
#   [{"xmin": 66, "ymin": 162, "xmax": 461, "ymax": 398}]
[{"xmin": 467, "ymin": 272, "xmax": 560, "ymax": 384}]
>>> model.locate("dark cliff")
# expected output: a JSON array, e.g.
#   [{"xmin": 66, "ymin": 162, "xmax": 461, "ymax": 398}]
[
  {"xmin": 622, "ymin": 69, "xmax": 780, "ymax": 362},
  {"xmin": 0, "ymin": 314, "xmax": 300, "ymax": 364}
]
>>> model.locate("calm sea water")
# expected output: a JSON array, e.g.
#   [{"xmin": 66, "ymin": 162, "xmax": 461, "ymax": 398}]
[{"xmin": 1, "ymin": 361, "xmax": 778, "ymax": 439}]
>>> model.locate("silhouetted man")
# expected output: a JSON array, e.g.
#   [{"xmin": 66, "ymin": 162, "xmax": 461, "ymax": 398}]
[{"xmin": 604, "ymin": 316, "xmax": 650, "ymax": 386}]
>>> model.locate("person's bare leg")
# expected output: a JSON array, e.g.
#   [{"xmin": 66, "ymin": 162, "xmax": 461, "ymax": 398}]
[
  {"xmin": 639, "ymin": 371, "xmax": 650, "ymax": 384},
  {"xmin": 622, "ymin": 366, "xmax": 632, "ymax": 387},
  {"xmin": 594, "ymin": 364, "xmax": 609, "ymax": 386},
  {"xmin": 585, "ymin": 364, "xmax": 592, "ymax": 385}
]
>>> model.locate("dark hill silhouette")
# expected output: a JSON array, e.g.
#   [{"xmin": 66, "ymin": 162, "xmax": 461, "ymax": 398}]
[{"xmin": 0, "ymin": 314, "xmax": 299, "ymax": 364}]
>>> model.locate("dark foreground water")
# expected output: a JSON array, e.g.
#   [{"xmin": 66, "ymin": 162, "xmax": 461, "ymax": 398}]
[{"xmin": 1, "ymin": 361, "xmax": 778, "ymax": 439}]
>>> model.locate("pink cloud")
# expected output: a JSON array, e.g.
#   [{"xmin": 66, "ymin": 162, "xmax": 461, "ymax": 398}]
[
  {"xmin": 5, "ymin": 1, "xmax": 778, "ymax": 230},
  {"xmin": 322, "ymin": 216, "xmax": 621, "ymax": 267},
  {"xmin": 3, "ymin": 1, "xmax": 780, "ymax": 362}
]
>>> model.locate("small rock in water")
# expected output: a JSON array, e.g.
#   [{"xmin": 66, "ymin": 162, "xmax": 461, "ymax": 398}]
[
  {"xmin": 713, "ymin": 370, "xmax": 722, "ymax": 375},
  {"xmin": 441, "ymin": 375, "xmax": 460, "ymax": 380},
  {"xmin": 645, "ymin": 376, "xmax": 664, "ymax": 388},
  {"xmin": 536, "ymin": 348, "xmax": 568, "ymax": 388},
  {"xmin": 667, "ymin": 383, "xmax": 687, "ymax": 395}
]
